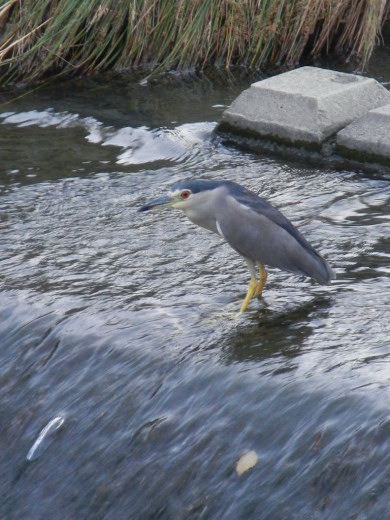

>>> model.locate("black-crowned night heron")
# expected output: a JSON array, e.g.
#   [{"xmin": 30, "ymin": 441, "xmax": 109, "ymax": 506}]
[{"xmin": 138, "ymin": 179, "xmax": 335, "ymax": 312}]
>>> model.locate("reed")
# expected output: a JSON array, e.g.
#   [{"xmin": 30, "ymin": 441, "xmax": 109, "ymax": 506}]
[{"xmin": 0, "ymin": 0, "xmax": 389, "ymax": 85}]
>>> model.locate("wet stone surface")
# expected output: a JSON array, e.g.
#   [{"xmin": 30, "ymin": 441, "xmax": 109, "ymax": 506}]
[
  {"xmin": 220, "ymin": 67, "xmax": 390, "ymax": 146},
  {"xmin": 337, "ymin": 104, "xmax": 390, "ymax": 165}
]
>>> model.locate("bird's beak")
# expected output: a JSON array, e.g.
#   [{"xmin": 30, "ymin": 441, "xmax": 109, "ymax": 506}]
[{"xmin": 138, "ymin": 195, "xmax": 174, "ymax": 212}]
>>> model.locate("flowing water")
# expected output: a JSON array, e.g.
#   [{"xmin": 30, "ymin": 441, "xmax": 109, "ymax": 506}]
[{"xmin": 1, "ymin": 69, "xmax": 390, "ymax": 519}]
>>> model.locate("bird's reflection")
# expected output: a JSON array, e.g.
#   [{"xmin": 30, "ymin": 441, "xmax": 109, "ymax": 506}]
[{"xmin": 221, "ymin": 294, "xmax": 333, "ymax": 364}]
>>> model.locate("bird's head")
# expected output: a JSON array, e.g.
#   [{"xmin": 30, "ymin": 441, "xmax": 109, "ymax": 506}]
[
  {"xmin": 137, "ymin": 179, "xmax": 226, "ymax": 213},
  {"xmin": 138, "ymin": 185, "xmax": 194, "ymax": 212}
]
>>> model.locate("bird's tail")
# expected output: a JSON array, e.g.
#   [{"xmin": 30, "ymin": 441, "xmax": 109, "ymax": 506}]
[{"xmin": 307, "ymin": 252, "xmax": 335, "ymax": 285}]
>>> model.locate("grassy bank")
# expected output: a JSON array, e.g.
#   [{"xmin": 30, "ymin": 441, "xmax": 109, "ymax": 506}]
[{"xmin": 0, "ymin": 0, "xmax": 389, "ymax": 85}]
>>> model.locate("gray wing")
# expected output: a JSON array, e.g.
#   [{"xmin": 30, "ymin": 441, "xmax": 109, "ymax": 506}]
[{"xmin": 216, "ymin": 191, "xmax": 334, "ymax": 284}]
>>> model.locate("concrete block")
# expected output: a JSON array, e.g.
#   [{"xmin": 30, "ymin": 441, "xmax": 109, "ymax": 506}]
[
  {"xmin": 337, "ymin": 104, "xmax": 390, "ymax": 162},
  {"xmin": 220, "ymin": 67, "xmax": 390, "ymax": 146}
]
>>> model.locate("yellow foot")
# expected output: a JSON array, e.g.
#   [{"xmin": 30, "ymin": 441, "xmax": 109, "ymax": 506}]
[
  {"xmin": 255, "ymin": 266, "xmax": 268, "ymax": 298},
  {"xmin": 240, "ymin": 277, "xmax": 257, "ymax": 313}
]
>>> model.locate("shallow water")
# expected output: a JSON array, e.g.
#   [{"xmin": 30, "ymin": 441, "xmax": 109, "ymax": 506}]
[{"xmin": 1, "ymin": 71, "xmax": 390, "ymax": 519}]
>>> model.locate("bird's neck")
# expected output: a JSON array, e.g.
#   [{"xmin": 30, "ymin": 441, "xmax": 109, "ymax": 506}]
[{"xmin": 183, "ymin": 207, "xmax": 218, "ymax": 234}]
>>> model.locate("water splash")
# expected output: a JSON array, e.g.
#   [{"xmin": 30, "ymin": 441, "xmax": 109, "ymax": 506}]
[{"xmin": 0, "ymin": 108, "xmax": 214, "ymax": 166}]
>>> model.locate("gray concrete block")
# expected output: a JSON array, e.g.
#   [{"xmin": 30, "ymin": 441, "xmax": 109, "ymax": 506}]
[
  {"xmin": 337, "ymin": 105, "xmax": 390, "ymax": 162},
  {"xmin": 220, "ymin": 67, "xmax": 390, "ymax": 146}
]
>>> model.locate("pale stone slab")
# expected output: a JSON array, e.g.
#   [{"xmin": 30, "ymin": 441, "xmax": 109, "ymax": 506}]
[
  {"xmin": 220, "ymin": 67, "xmax": 390, "ymax": 146},
  {"xmin": 337, "ymin": 104, "xmax": 390, "ymax": 161}
]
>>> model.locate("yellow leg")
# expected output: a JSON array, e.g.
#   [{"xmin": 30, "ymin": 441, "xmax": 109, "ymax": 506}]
[
  {"xmin": 240, "ymin": 277, "xmax": 258, "ymax": 313},
  {"xmin": 255, "ymin": 265, "xmax": 268, "ymax": 298}
]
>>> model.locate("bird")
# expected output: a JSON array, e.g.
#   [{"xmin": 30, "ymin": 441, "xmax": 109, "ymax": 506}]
[{"xmin": 138, "ymin": 179, "xmax": 335, "ymax": 312}]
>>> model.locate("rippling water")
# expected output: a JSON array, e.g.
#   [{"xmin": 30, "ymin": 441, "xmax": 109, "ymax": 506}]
[{"xmin": 1, "ymin": 73, "xmax": 390, "ymax": 519}]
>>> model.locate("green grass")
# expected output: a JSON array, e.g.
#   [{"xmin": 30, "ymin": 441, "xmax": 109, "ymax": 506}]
[{"xmin": 0, "ymin": 0, "xmax": 389, "ymax": 85}]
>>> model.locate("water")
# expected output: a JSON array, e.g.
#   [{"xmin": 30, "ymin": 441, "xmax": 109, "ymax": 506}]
[{"xmin": 1, "ymin": 70, "xmax": 390, "ymax": 519}]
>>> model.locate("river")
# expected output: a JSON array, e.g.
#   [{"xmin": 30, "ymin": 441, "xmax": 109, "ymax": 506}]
[{"xmin": 1, "ymin": 67, "xmax": 390, "ymax": 519}]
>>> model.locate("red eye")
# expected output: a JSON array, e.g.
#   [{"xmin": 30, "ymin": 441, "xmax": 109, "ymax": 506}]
[{"xmin": 181, "ymin": 190, "xmax": 190, "ymax": 199}]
